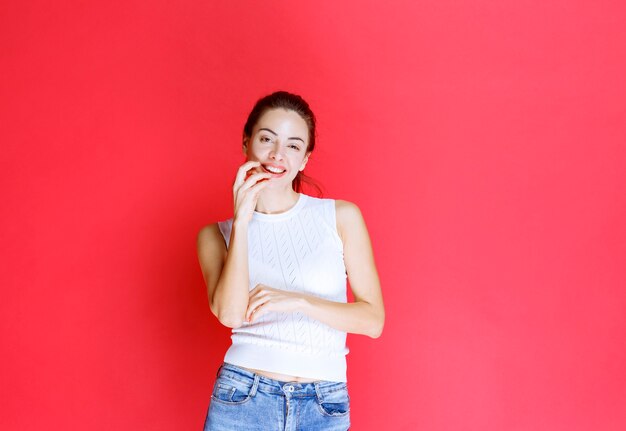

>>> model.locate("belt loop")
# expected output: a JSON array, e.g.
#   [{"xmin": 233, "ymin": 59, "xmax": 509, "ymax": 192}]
[
  {"xmin": 250, "ymin": 374, "xmax": 261, "ymax": 398},
  {"xmin": 314, "ymin": 382, "xmax": 323, "ymax": 403}
]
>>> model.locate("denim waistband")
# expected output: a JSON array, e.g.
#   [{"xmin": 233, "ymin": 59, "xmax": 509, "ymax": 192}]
[{"xmin": 216, "ymin": 362, "xmax": 348, "ymax": 398}]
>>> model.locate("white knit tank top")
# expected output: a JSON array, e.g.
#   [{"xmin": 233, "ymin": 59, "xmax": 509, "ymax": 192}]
[{"xmin": 217, "ymin": 193, "xmax": 349, "ymax": 382}]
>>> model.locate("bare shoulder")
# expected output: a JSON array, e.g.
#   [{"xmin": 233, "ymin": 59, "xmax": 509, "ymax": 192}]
[
  {"xmin": 197, "ymin": 223, "xmax": 227, "ymax": 254},
  {"xmin": 196, "ymin": 222, "xmax": 227, "ymax": 283},
  {"xmin": 335, "ymin": 200, "xmax": 366, "ymax": 242},
  {"xmin": 335, "ymin": 199, "xmax": 363, "ymax": 220}
]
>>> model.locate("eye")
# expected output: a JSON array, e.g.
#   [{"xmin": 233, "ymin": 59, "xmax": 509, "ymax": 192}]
[
  {"xmin": 260, "ymin": 135, "xmax": 272, "ymax": 143},
  {"xmin": 288, "ymin": 144, "xmax": 301, "ymax": 151}
]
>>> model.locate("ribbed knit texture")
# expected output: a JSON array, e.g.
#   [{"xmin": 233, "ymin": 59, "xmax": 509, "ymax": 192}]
[{"xmin": 217, "ymin": 194, "xmax": 349, "ymax": 382}]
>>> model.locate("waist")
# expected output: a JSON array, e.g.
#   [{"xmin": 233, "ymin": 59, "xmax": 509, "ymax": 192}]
[
  {"xmin": 217, "ymin": 362, "xmax": 348, "ymax": 393},
  {"xmin": 241, "ymin": 366, "xmax": 320, "ymax": 383}
]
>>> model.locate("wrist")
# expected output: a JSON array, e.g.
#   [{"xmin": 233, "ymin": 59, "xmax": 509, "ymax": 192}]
[
  {"xmin": 232, "ymin": 218, "xmax": 249, "ymax": 231},
  {"xmin": 297, "ymin": 294, "xmax": 314, "ymax": 314}
]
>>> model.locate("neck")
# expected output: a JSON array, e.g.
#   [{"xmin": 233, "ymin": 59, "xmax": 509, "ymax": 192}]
[{"xmin": 255, "ymin": 187, "xmax": 300, "ymax": 214}]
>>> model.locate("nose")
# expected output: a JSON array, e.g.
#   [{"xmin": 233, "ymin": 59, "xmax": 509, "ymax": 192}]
[{"xmin": 269, "ymin": 144, "xmax": 284, "ymax": 161}]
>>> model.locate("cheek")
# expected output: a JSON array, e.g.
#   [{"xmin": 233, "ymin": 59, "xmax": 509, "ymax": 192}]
[
  {"xmin": 245, "ymin": 144, "xmax": 265, "ymax": 161},
  {"xmin": 245, "ymin": 150, "xmax": 260, "ymax": 162},
  {"xmin": 296, "ymin": 155, "xmax": 308, "ymax": 169}
]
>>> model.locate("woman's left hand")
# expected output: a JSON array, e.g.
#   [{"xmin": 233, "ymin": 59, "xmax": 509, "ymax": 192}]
[{"xmin": 245, "ymin": 284, "xmax": 304, "ymax": 323}]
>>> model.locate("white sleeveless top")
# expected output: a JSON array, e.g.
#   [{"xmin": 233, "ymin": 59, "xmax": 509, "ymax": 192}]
[{"xmin": 217, "ymin": 193, "xmax": 349, "ymax": 382}]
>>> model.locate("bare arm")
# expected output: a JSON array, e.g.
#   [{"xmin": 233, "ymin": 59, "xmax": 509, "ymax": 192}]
[
  {"xmin": 196, "ymin": 161, "xmax": 270, "ymax": 328},
  {"xmin": 301, "ymin": 200, "xmax": 384, "ymax": 337},
  {"xmin": 246, "ymin": 200, "xmax": 385, "ymax": 338},
  {"xmin": 196, "ymin": 221, "xmax": 250, "ymax": 328}
]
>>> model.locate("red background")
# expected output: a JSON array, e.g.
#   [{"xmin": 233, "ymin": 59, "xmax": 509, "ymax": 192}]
[{"xmin": 2, "ymin": 1, "xmax": 625, "ymax": 430}]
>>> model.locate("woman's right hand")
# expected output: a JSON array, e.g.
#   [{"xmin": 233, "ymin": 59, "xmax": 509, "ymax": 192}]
[{"xmin": 233, "ymin": 161, "xmax": 271, "ymax": 225}]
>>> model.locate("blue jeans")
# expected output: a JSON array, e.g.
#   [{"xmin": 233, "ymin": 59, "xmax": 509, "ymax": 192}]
[{"xmin": 204, "ymin": 363, "xmax": 351, "ymax": 431}]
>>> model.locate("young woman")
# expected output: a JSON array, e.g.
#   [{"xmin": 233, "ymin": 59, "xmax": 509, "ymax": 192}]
[{"xmin": 197, "ymin": 91, "xmax": 384, "ymax": 430}]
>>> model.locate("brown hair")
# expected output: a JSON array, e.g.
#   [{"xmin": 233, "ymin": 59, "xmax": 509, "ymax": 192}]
[{"xmin": 243, "ymin": 91, "xmax": 321, "ymax": 195}]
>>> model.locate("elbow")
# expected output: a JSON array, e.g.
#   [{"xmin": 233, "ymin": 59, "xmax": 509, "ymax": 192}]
[
  {"xmin": 220, "ymin": 317, "xmax": 244, "ymax": 329},
  {"xmin": 210, "ymin": 300, "xmax": 245, "ymax": 329},
  {"xmin": 367, "ymin": 317, "xmax": 385, "ymax": 339},
  {"xmin": 216, "ymin": 311, "xmax": 245, "ymax": 329},
  {"xmin": 368, "ymin": 324, "xmax": 384, "ymax": 339}
]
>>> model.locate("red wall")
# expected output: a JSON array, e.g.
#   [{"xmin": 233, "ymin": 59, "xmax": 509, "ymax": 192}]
[{"xmin": 2, "ymin": 1, "xmax": 625, "ymax": 430}]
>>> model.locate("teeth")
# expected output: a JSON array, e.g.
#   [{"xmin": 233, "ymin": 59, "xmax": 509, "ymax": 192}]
[{"xmin": 265, "ymin": 165, "xmax": 285, "ymax": 174}]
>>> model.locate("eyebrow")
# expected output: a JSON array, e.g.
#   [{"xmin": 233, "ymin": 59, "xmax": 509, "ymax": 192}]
[{"xmin": 259, "ymin": 128, "xmax": 305, "ymax": 143}]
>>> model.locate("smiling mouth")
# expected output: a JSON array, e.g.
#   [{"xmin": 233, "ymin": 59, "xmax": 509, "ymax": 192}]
[{"xmin": 262, "ymin": 164, "xmax": 286, "ymax": 174}]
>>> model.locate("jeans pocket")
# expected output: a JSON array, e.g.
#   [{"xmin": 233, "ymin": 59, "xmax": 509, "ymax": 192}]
[
  {"xmin": 317, "ymin": 384, "xmax": 350, "ymax": 417},
  {"xmin": 211, "ymin": 375, "xmax": 252, "ymax": 405}
]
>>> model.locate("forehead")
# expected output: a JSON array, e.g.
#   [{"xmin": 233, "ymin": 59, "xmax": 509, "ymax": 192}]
[{"xmin": 254, "ymin": 109, "xmax": 309, "ymax": 138}]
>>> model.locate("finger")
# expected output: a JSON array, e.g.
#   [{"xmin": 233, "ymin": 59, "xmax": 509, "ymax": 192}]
[
  {"xmin": 247, "ymin": 293, "xmax": 272, "ymax": 321},
  {"xmin": 239, "ymin": 172, "xmax": 271, "ymax": 192},
  {"xmin": 236, "ymin": 174, "xmax": 271, "ymax": 200},
  {"xmin": 249, "ymin": 285, "xmax": 272, "ymax": 299},
  {"xmin": 247, "ymin": 178, "xmax": 271, "ymax": 197},
  {"xmin": 246, "ymin": 285, "xmax": 269, "ymax": 320},
  {"xmin": 249, "ymin": 302, "xmax": 269, "ymax": 323},
  {"xmin": 246, "ymin": 294, "xmax": 266, "ymax": 317},
  {"xmin": 246, "ymin": 302, "xmax": 259, "ymax": 322},
  {"xmin": 249, "ymin": 284, "xmax": 264, "ymax": 296},
  {"xmin": 248, "ymin": 308, "xmax": 259, "ymax": 323},
  {"xmin": 235, "ymin": 161, "xmax": 262, "ymax": 186},
  {"xmin": 245, "ymin": 298, "xmax": 258, "ymax": 321}
]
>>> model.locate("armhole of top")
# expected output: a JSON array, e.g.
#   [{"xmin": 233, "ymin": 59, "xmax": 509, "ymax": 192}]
[
  {"xmin": 329, "ymin": 200, "xmax": 345, "ymax": 252},
  {"xmin": 217, "ymin": 220, "xmax": 232, "ymax": 249}
]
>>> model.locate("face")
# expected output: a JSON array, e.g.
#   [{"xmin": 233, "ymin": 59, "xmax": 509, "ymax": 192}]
[{"xmin": 243, "ymin": 108, "xmax": 310, "ymax": 187}]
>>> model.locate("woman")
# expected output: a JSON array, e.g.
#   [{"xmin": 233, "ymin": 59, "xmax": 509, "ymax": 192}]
[{"xmin": 197, "ymin": 91, "xmax": 384, "ymax": 430}]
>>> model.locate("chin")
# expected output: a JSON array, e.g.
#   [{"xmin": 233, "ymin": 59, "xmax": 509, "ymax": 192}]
[{"xmin": 266, "ymin": 179, "xmax": 293, "ymax": 188}]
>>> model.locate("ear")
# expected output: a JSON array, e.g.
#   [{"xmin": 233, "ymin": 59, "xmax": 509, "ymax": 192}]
[
  {"xmin": 242, "ymin": 135, "xmax": 249, "ymax": 155},
  {"xmin": 299, "ymin": 152, "xmax": 310, "ymax": 172}
]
